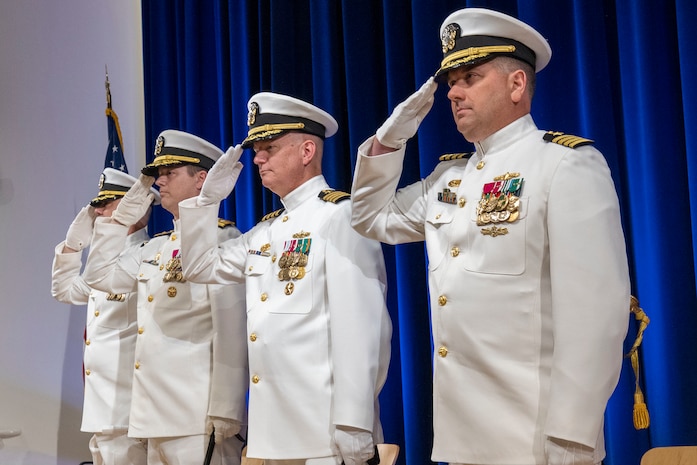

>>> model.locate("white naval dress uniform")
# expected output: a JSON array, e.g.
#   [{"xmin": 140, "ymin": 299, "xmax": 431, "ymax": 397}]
[
  {"xmin": 178, "ymin": 175, "xmax": 392, "ymax": 461},
  {"xmin": 83, "ymin": 219, "xmax": 248, "ymax": 465},
  {"xmin": 51, "ymin": 229, "xmax": 149, "ymax": 465},
  {"xmin": 350, "ymin": 115, "xmax": 630, "ymax": 465}
]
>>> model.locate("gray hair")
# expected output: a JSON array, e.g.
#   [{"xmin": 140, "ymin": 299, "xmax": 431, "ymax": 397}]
[{"xmin": 493, "ymin": 56, "xmax": 536, "ymax": 98}]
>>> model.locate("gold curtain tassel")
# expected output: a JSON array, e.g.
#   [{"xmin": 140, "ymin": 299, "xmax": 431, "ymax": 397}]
[
  {"xmin": 633, "ymin": 389, "xmax": 650, "ymax": 429},
  {"xmin": 627, "ymin": 295, "xmax": 651, "ymax": 430}
]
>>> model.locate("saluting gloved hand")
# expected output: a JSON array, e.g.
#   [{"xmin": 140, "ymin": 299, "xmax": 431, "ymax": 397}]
[
  {"xmin": 545, "ymin": 437, "xmax": 596, "ymax": 465},
  {"xmin": 333, "ymin": 426, "xmax": 374, "ymax": 465},
  {"xmin": 111, "ymin": 174, "xmax": 156, "ymax": 227},
  {"xmin": 205, "ymin": 416, "xmax": 241, "ymax": 444},
  {"xmin": 64, "ymin": 205, "xmax": 97, "ymax": 251},
  {"xmin": 376, "ymin": 76, "xmax": 438, "ymax": 149},
  {"xmin": 197, "ymin": 144, "xmax": 244, "ymax": 206}
]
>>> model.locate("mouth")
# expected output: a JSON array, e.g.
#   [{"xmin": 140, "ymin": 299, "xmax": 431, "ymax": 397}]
[{"xmin": 454, "ymin": 108, "xmax": 474, "ymax": 122}]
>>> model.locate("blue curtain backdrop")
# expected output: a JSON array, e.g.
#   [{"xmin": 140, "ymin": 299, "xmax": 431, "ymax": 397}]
[{"xmin": 141, "ymin": 1, "xmax": 697, "ymax": 464}]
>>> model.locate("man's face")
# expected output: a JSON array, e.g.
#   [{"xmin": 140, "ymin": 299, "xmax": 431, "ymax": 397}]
[
  {"xmin": 252, "ymin": 132, "xmax": 308, "ymax": 198},
  {"xmin": 94, "ymin": 198, "xmax": 121, "ymax": 217},
  {"xmin": 446, "ymin": 60, "xmax": 513, "ymax": 143},
  {"xmin": 155, "ymin": 165, "xmax": 204, "ymax": 218}
]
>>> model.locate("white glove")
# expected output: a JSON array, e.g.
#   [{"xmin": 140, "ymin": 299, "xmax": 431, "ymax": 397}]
[
  {"xmin": 333, "ymin": 426, "xmax": 374, "ymax": 465},
  {"xmin": 197, "ymin": 144, "xmax": 244, "ymax": 206},
  {"xmin": 205, "ymin": 416, "xmax": 241, "ymax": 444},
  {"xmin": 545, "ymin": 437, "xmax": 597, "ymax": 465},
  {"xmin": 111, "ymin": 174, "xmax": 156, "ymax": 227},
  {"xmin": 376, "ymin": 77, "xmax": 437, "ymax": 149},
  {"xmin": 64, "ymin": 205, "xmax": 97, "ymax": 251}
]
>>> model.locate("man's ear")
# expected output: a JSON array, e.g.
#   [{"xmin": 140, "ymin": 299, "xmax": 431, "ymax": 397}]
[
  {"xmin": 196, "ymin": 169, "xmax": 208, "ymax": 190},
  {"xmin": 301, "ymin": 139, "xmax": 317, "ymax": 166},
  {"xmin": 509, "ymin": 69, "xmax": 527, "ymax": 104}
]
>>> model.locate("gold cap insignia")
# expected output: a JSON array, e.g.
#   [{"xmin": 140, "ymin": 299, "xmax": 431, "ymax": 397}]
[
  {"xmin": 154, "ymin": 135, "xmax": 165, "ymax": 156},
  {"xmin": 248, "ymin": 102, "xmax": 259, "ymax": 126},
  {"xmin": 98, "ymin": 173, "xmax": 105, "ymax": 190},
  {"xmin": 441, "ymin": 23, "xmax": 459, "ymax": 53}
]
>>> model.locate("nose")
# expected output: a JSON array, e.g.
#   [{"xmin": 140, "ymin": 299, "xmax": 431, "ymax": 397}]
[
  {"xmin": 253, "ymin": 151, "xmax": 266, "ymax": 166},
  {"xmin": 155, "ymin": 175, "xmax": 165, "ymax": 187},
  {"xmin": 94, "ymin": 206, "xmax": 105, "ymax": 216},
  {"xmin": 447, "ymin": 85, "xmax": 462, "ymax": 102}
]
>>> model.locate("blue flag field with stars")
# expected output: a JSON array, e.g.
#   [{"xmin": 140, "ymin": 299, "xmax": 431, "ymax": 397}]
[{"xmin": 105, "ymin": 105, "xmax": 128, "ymax": 173}]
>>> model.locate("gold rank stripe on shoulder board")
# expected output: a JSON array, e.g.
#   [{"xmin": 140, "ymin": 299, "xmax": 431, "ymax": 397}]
[
  {"xmin": 543, "ymin": 131, "xmax": 594, "ymax": 148},
  {"xmin": 106, "ymin": 293, "xmax": 126, "ymax": 302},
  {"xmin": 153, "ymin": 229, "xmax": 173, "ymax": 238},
  {"xmin": 260, "ymin": 208, "xmax": 284, "ymax": 222},
  {"xmin": 218, "ymin": 218, "xmax": 236, "ymax": 228},
  {"xmin": 439, "ymin": 152, "xmax": 473, "ymax": 162},
  {"xmin": 318, "ymin": 189, "xmax": 350, "ymax": 203}
]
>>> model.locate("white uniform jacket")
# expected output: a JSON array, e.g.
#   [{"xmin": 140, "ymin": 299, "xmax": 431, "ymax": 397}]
[
  {"xmin": 51, "ymin": 229, "xmax": 148, "ymax": 433},
  {"xmin": 82, "ymin": 219, "xmax": 248, "ymax": 438},
  {"xmin": 350, "ymin": 115, "xmax": 630, "ymax": 464},
  {"xmin": 179, "ymin": 175, "xmax": 392, "ymax": 460}
]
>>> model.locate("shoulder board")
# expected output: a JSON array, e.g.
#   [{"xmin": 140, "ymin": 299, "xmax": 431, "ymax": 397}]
[
  {"xmin": 439, "ymin": 152, "xmax": 473, "ymax": 162},
  {"xmin": 218, "ymin": 218, "xmax": 236, "ymax": 229},
  {"xmin": 260, "ymin": 208, "xmax": 284, "ymax": 222},
  {"xmin": 153, "ymin": 229, "xmax": 173, "ymax": 238},
  {"xmin": 318, "ymin": 189, "xmax": 350, "ymax": 203},
  {"xmin": 543, "ymin": 131, "xmax": 594, "ymax": 149}
]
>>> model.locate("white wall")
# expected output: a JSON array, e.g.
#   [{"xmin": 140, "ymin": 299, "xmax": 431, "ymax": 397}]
[{"xmin": 0, "ymin": 1, "xmax": 145, "ymax": 463}]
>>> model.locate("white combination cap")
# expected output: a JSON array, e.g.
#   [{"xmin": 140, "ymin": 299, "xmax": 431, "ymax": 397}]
[
  {"xmin": 242, "ymin": 92, "xmax": 338, "ymax": 148},
  {"xmin": 435, "ymin": 8, "xmax": 552, "ymax": 81}
]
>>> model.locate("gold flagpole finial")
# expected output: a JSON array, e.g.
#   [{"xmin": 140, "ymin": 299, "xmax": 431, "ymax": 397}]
[{"xmin": 105, "ymin": 64, "xmax": 112, "ymax": 109}]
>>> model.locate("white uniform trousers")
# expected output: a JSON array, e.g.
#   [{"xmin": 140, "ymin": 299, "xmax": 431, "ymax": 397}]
[
  {"xmin": 264, "ymin": 456, "xmax": 340, "ymax": 465},
  {"xmin": 147, "ymin": 434, "xmax": 244, "ymax": 465},
  {"xmin": 88, "ymin": 431, "xmax": 147, "ymax": 465},
  {"xmin": 448, "ymin": 462, "xmax": 600, "ymax": 465}
]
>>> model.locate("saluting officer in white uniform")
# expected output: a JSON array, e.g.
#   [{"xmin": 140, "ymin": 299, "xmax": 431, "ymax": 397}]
[
  {"xmin": 82, "ymin": 131, "xmax": 249, "ymax": 465},
  {"xmin": 177, "ymin": 94, "xmax": 392, "ymax": 465},
  {"xmin": 52, "ymin": 168, "xmax": 158, "ymax": 465},
  {"xmin": 350, "ymin": 8, "xmax": 630, "ymax": 465}
]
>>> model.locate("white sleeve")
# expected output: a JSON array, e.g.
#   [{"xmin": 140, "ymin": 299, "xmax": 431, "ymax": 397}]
[
  {"xmin": 545, "ymin": 145, "xmax": 630, "ymax": 447},
  {"xmin": 179, "ymin": 197, "xmax": 247, "ymax": 284},
  {"xmin": 328, "ymin": 204, "xmax": 392, "ymax": 432},
  {"xmin": 207, "ymin": 282, "xmax": 249, "ymax": 423},
  {"xmin": 82, "ymin": 218, "xmax": 140, "ymax": 293},
  {"xmin": 51, "ymin": 241, "xmax": 91, "ymax": 305},
  {"xmin": 350, "ymin": 136, "xmax": 428, "ymax": 244}
]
